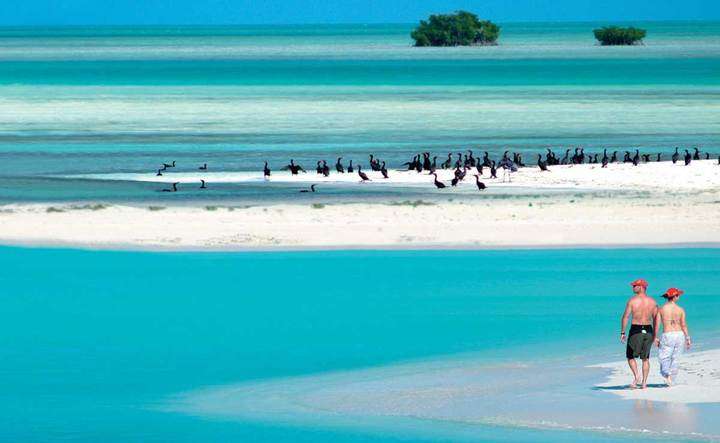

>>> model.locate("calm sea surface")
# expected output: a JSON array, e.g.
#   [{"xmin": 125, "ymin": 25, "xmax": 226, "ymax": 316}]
[
  {"xmin": 0, "ymin": 22, "xmax": 718, "ymax": 203},
  {"xmin": 2, "ymin": 246, "xmax": 719, "ymax": 442}
]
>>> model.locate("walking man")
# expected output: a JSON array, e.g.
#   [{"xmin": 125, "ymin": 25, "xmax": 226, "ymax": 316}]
[
  {"xmin": 620, "ymin": 278, "xmax": 658, "ymax": 389},
  {"xmin": 654, "ymin": 288, "xmax": 691, "ymax": 386}
]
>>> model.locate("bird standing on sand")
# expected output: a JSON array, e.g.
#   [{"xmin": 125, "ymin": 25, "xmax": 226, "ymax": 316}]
[
  {"xmin": 322, "ymin": 160, "xmax": 330, "ymax": 177},
  {"xmin": 474, "ymin": 174, "xmax": 486, "ymax": 190},
  {"xmin": 156, "ymin": 169, "xmax": 163, "ymax": 176},
  {"xmin": 672, "ymin": 147, "xmax": 680, "ymax": 164},
  {"xmin": 357, "ymin": 165, "xmax": 370, "ymax": 182},
  {"xmin": 200, "ymin": 180, "xmax": 207, "ymax": 189},
  {"xmin": 263, "ymin": 161, "xmax": 271, "ymax": 178},
  {"xmin": 283, "ymin": 159, "xmax": 305, "ymax": 175},
  {"xmin": 537, "ymin": 154, "xmax": 548, "ymax": 171},
  {"xmin": 336, "ymin": 157, "xmax": 344, "ymax": 173},
  {"xmin": 380, "ymin": 161, "xmax": 389, "ymax": 179},
  {"xmin": 432, "ymin": 173, "xmax": 446, "ymax": 189},
  {"xmin": 684, "ymin": 150, "xmax": 692, "ymax": 166},
  {"xmin": 693, "ymin": 148, "xmax": 700, "ymax": 160},
  {"xmin": 490, "ymin": 161, "xmax": 498, "ymax": 179},
  {"xmin": 347, "ymin": 159, "xmax": 354, "ymax": 173}
]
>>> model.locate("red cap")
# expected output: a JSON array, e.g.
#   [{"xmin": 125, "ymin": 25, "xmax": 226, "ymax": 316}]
[
  {"xmin": 630, "ymin": 278, "xmax": 648, "ymax": 288},
  {"xmin": 663, "ymin": 288, "xmax": 684, "ymax": 298}
]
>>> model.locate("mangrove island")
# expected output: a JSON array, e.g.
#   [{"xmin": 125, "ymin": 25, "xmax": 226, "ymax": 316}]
[
  {"xmin": 593, "ymin": 26, "xmax": 647, "ymax": 45},
  {"xmin": 411, "ymin": 11, "xmax": 500, "ymax": 47}
]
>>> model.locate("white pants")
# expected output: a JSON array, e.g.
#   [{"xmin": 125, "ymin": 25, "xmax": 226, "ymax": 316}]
[{"xmin": 658, "ymin": 331, "xmax": 685, "ymax": 378}]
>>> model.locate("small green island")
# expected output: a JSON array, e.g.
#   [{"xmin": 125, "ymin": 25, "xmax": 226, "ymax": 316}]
[
  {"xmin": 593, "ymin": 26, "xmax": 647, "ymax": 45},
  {"xmin": 411, "ymin": 11, "xmax": 500, "ymax": 47}
]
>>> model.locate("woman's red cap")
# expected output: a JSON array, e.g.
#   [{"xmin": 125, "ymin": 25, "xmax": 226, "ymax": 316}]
[
  {"xmin": 664, "ymin": 288, "xmax": 684, "ymax": 298},
  {"xmin": 630, "ymin": 278, "xmax": 648, "ymax": 288}
]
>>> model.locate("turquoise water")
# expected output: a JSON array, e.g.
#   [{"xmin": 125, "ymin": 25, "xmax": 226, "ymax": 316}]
[
  {"xmin": 0, "ymin": 21, "xmax": 718, "ymax": 203},
  {"xmin": 2, "ymin": 246, "xmax": 719, "ymax": 441}
]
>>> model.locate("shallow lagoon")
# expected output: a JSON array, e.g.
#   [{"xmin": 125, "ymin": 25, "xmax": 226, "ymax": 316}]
[{"xmin": 2, "ymin": 246, "xmax": 719, "ymax": 441}]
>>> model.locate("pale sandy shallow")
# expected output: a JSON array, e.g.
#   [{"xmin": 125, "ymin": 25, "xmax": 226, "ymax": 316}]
[
  {"xmin": 165, "ymin": 348, "xmax": 720, "ymax": 441},
  {"xmin": 2, "ymin": 161, "xmax": 720, "ymax": 251},
  {"xmin": 593, "ymin": 349, "xmax": 720, "ymax": 404}
]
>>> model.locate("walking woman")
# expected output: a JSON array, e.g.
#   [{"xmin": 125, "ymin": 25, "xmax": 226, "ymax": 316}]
[{"xmin": 654, "ymin": 288, "xmax": 691, "ymax": 387}]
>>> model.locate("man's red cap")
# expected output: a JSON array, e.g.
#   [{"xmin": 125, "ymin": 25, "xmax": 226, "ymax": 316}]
[
  {"xmin": 663, "ymin": 288, "xmax": 684, "ymax": 298},
  {"xmin": 630, "ymin": 278, "xmax": 648, "ymax": 288}
]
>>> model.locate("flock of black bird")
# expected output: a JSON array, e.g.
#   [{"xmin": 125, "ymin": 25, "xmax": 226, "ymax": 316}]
[{"xmin": 155, "ymin": 147, "xmax": 719, "ymax": 193}]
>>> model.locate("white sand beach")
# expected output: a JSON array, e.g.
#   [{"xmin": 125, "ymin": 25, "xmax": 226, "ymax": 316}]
[
  {"xmin": 593, "ymin": 349, "xmax": 720, "ymax": 404},
  {"xmin": 2, "ymin": 161, "xmax": 719, "ymax": 250}
]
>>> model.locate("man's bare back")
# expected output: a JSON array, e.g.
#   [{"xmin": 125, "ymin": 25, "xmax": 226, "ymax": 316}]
[{"xmin": 626, "ymin": 295, "xmax": 658, "ymax": 325}]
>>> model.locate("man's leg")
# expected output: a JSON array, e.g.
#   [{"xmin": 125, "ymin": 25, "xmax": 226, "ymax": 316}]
[
  {"xmin": 627, "ymin": 358, "xmax": 640, "ymax": 388},
  {"xmin": 641, "ymin": 358, "xmax": 650, "ymax": 389}
]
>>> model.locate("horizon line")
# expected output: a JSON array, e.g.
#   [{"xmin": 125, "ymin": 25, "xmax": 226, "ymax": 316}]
[{"xmin": 0, "ymin": 18, "xmax": 719, "ymax": 28}]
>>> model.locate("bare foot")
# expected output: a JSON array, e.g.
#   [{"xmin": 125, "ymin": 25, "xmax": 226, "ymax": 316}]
[
  {"xmin": 665, "ymin": 376, "xmax": 673, "ymax": 387},
  {"xmin": 641, "ymin": 384, "xmax": 648, "ymax": 389},
  {"xmin": 630, "ymin": 379, "xmax": 639, "ymax": 389}
]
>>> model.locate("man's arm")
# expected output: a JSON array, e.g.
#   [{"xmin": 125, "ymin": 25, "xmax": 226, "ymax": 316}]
[
  {"xmin": 681, "ymin": 308, "xmax": 691, "ymax": 349},
  {"xmin": 621, "ymin": 300, "xmax": 632, "ymax": 343}
]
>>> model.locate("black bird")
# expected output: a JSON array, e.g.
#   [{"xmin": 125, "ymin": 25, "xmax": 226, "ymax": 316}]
[
  {"xmin": 336, "ymin": 157, "xmax": 345, "ymax": 173},
  {"xmin": 705, "ymin": 152, "xmax": 710, "ymax": 160},
  {"xmin": 454, "ymin": 153, "xmax": 463, "ymax": 169},
  {"xmin": 283, "ymin": 159, "xmax": 305, "ymax": 175},
  {"xmin": 369, "ymin": 155, "xmax": 381, "ymax": 171},
  {"xmin": 684, "ymin": 150, "xmax": 692, "ymax": 166},
  {"xmin": 450, "ymin": 176, "xmax": 459, "ymax": 187},
  {"xmin": 601, "ymin": 149, "xmax": 608, "ymax": 168},
  {"xmin": 415, "ymin": 156, "xmax": 423, "ymax": 173},
  {"xmin": 316, "ymin": 161, "xmax": 323, "ymax": 174},
  {"xmin": 402, "ymin": 155, "xmax": 418, "ymax": 171},
  {"xmin": 656, "ymin": 153, "xmax": 662, "ymax": 162},
  {"xmin": 422, "ymin": 153, "xmax": 432, "ymax": 171},
  {"xmin": 380, "ymin": 161, "xmax": 389, "ymax": 179},
  {"xmin": 432, "ymin": 173, "xmax": 446, "ymax": 189},
  {"xmin": 490, "ymin": 161, "xmax": 498, "ymax": 178},
  {"xmin": 623, "ymin": 151, "xmax": 632, "ymax": 163},
  {"xmin": 300, "ymin": 184, "xmax": 317, "ymax": 193},
  {"xmin": 693, "ymin": 147, "xmax": 701, "ymax": 160},
  {"xmin": 347, "ymin": 159, "xmax": 354, "ymax": 173},
  {"xmin": 263, "ymin": 161, "xmax": 271, "ymax": 178},
  {"xmin": 610, "ymin": 151, "xmax": 618, "ymax": 163},
  {"xmin": 468, "ymin": 150, "xmax": 476, "ymax": 167},
  {"xmin": 672, "ymin": 147, "xmax": 680, "ymax": 164},
  {"xmin": 162, "ymin": 161, "xmax": 176, "ymax": 169},
  {"xmin": 199, "ymin": 163, "xmax": 207, "ymax": 170},
  {"xmin": 156, "ymin": 169, "xmax": 163, "ymax": 176},
  {"xmin": 560, "ymin": 149, "xmax": 570, "ymax": 165},
  {"xmin": 537, "ymin": 154, "xmax": 548, "ymax": 171},
  {"xmin": 482, "ymin": 152, "xmax": 492, "ymax": 168},
  {"xmin": 632, "ymin": 150, "xmax": 640, "ymax": 166},
  {"xmin": 473, "ymin": 175, "xmax": 486, "ymax": 190},
  {"xmin": 322, "ymin": 160, "xmax": 330, "ymax": 177},
  {"xmin": 428, "ymin": 156, "xmax": 438, "ymax": 174},
  {"xmin": 476, "ymin": 163, "xmax": 484, "ymax": 175},
  {"xmin": 357, "ymin": 165, "xmax": 370, "ymax": 182},
  {"xmin": 162, "ymin": 182, "xmax": 179, "ymax": 192},
  {"xmin": 441, "ymin": 153, "xmax": 452, "ymax": 169},
  {"xmin": 200, "ymin": 179, "xmax": 207, "ymax": 189},
  {"xmin": 641, "ymin": 154, "xmax": 650, "ymax": 163}
]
